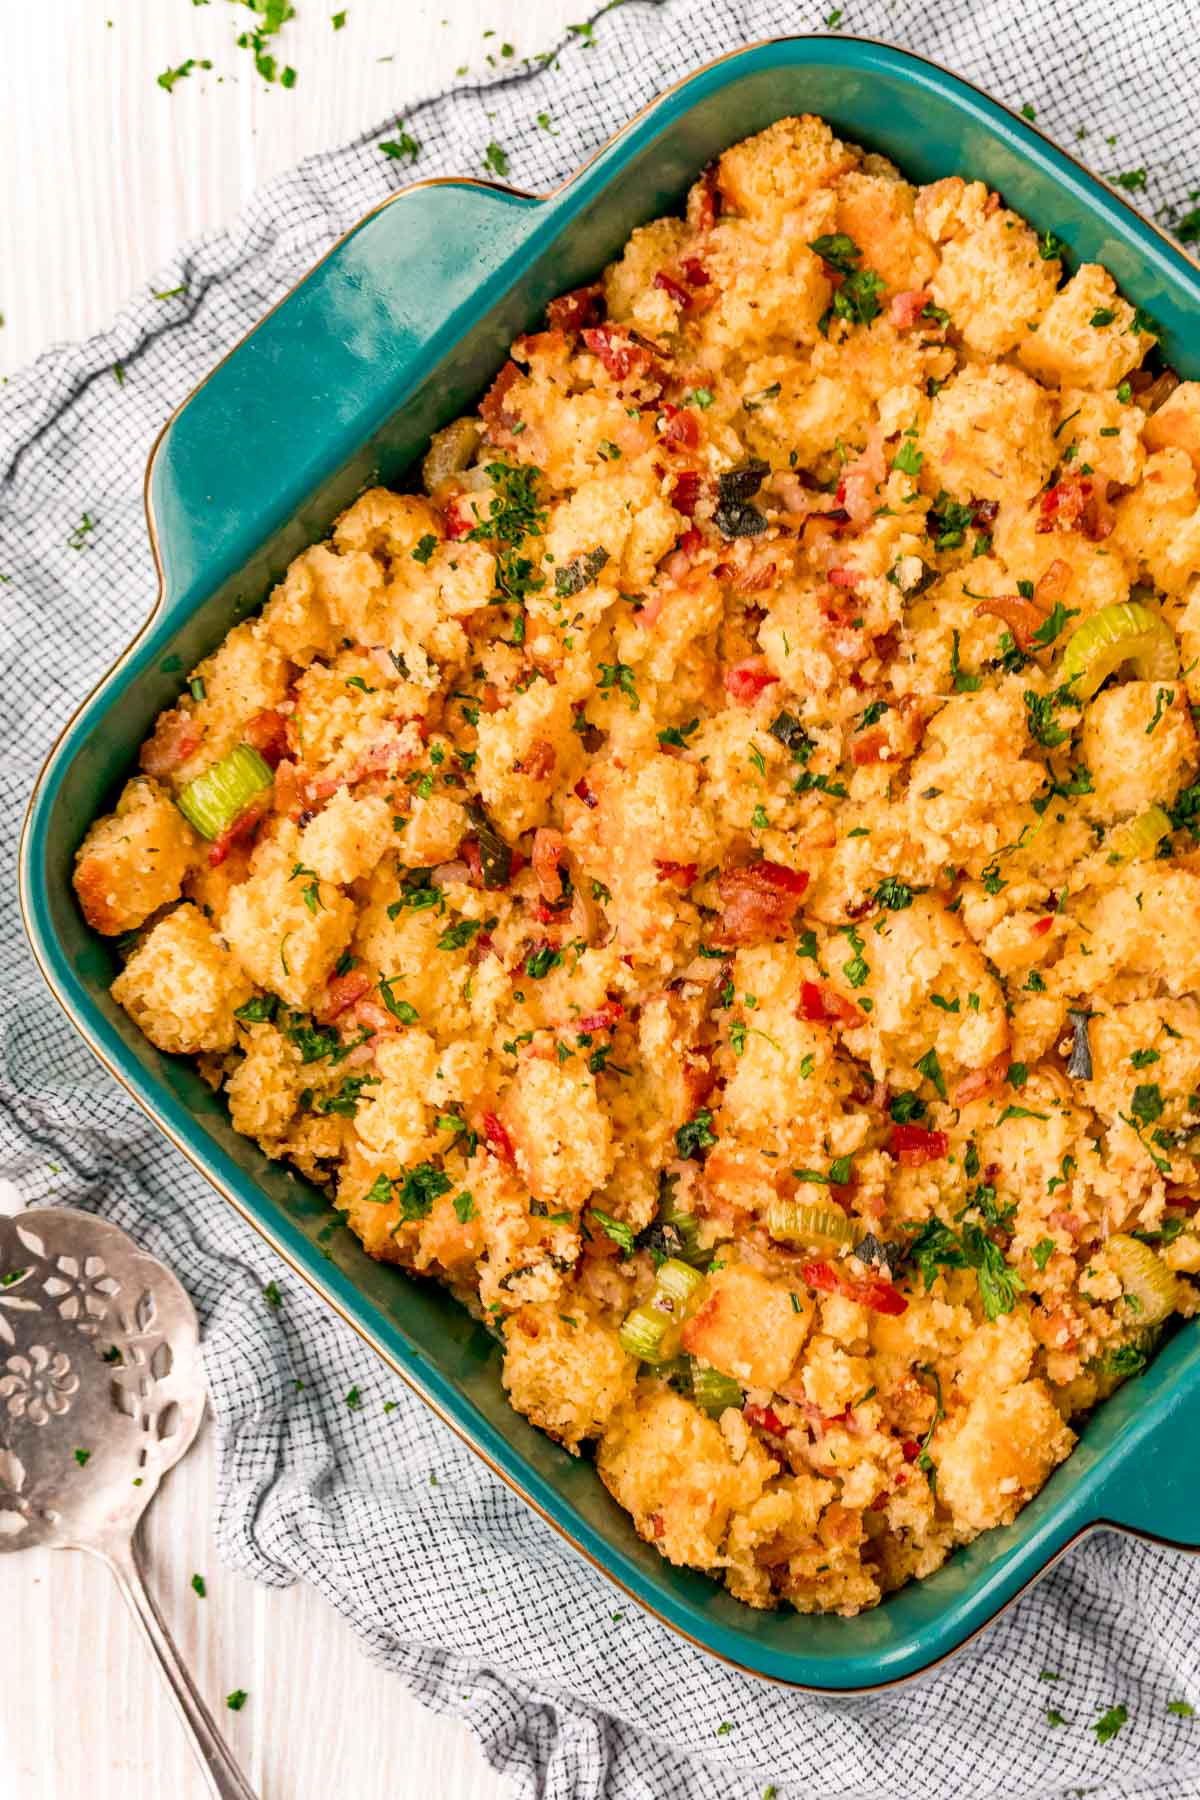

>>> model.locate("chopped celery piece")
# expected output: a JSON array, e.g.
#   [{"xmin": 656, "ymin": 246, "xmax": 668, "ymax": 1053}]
[
  {"xmin": 1106, "ymin": 1232, "xmax": 1179, "ymax": 1325},
  {"xmin": 176, "ymin": 743, "xmax": 273, "ymax": 840},
  {"xmin": 618, "ymin": 1302, "xmax": 681, "ymax": 1364},
  {"xmin": 766, "ymin": 1199, "xmax": 860, "ymax": 1251},
  {"xmin": 654, "ymin": 1257, "xmax": 705, "ymax": 1309},
  {"xmin": 690, "ymin": 1362, "xmax": 743, "ymax": 1416},
  {"xmin": 660, "ymin": 1186, "xmax": 705, "ymax": 1264},
  {"xmin": 1058, "ymin": 602, "xmax": 1179, "ymax": 701},
  {"xmin": 1105, "ymin": 805, "xmax": 1173, "ymax": 863}
]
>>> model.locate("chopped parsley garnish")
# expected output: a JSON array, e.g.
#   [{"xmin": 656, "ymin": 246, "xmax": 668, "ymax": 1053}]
[
  {"xmin": 915, "ymin": 1047, "xmax": 946, "ymax": 1100},
  {"xmin": 191, "ymin": 1573, "xmax": 207, "ymax": 1597},
  {"xmin": 378, "ymin": 977, "xmax": 419, "ymax": 1024},
  {"xmin": 226, "ymin": 1690, "xmax": 249, "ymax": 1711},
  {"xmin": 590, "ymin": 1209, "xmax": 635, "ymax": 1256},
  {"xmin": 380, "ymin": 128, "xmax": 420, "ymax": 163},
  {"xmin": 484, "ymin": 140, "xmax": 510, "ymax": 177},
  {"xmin": 1092, "ymin": 1704, "xmax": 1128, "ymax": 1745},
  {"xmin": 950, "ymin": 630, "xmax": 982, "ymax": 693},
  {"xmin": 412, "ymin": 533, "xmax": 438, "ymax": 564},
  {"xmin": 676, "ymin": 1109, "xmax": 718, "ymax": 1159},
  {"xmin": 658, "ymin": 718, "xmax": 700, "ymax": 748},
  {"xmin": 598, "ymin": 661, "xmax": 640, "ymax": 711},
  {"xmin": 873, "ymin": 877, "xmax": 915, "ymax": 911}
]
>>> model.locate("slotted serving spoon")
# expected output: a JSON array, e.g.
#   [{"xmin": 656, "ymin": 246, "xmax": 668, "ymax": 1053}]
[{"xmin": 0, "ymin": 1206, "xmax": 256, "ymax": 1800}]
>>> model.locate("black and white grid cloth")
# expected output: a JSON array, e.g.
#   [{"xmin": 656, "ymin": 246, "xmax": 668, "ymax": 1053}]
[{"xmin": 2, "ymin": 2, "xmax": 1199, "ymax": 1795}]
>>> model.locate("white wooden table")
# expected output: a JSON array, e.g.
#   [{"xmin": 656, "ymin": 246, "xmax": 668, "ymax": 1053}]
[{"xmin": 0, "ymin": 3, "xmax": 585, "ymax": 1795}]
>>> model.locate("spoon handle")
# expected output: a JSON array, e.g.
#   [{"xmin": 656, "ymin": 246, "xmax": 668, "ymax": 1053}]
[{"xmin": 98, "ymin": 1533, "xmax": 259, "ymax": 1800}]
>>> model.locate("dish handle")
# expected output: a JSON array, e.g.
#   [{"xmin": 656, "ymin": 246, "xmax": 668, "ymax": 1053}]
[
  {"xmin": 1086, "ymin": 1338, "xmax": 1200, "ymax": 1549},
  {"xmin": 147, "ymin": 179, "xmax": 545, "ymax": 611}
]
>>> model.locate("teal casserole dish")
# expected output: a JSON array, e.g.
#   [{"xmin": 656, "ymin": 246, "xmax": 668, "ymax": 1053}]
[{"xmin": 19, "ymin": 36, "xmax": 1200, "ymax": 1688}]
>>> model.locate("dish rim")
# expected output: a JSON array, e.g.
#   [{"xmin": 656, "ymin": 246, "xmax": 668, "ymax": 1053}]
[{"xmin": 18, "ymin": 31, "xmax": 1200, "ymax": 1691}]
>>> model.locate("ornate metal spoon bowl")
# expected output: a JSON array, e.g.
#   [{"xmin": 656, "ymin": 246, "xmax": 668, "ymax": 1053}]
[{"xmin": 0, "ymin": 1206, "xmax": 255, "ymax": 1800}]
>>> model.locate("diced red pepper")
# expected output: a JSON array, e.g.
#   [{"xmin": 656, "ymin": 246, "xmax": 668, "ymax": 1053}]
[
  {"xmin": 659, "ymin": 405, "xmax": 701, "ymax": 451},
  {"xmin": 1032, "ymin": 915, "xmax": 1054, "ymax": 936},
  {"xmin": 443, "ymin": 495, "xmax": 476, "ymax": 540},
  {"xmin": 581, "ymin": 324, "xmax": 652, "ymax": 383},
  {"xmin": 670, "ymin": 469, "xmax": 702, "ymax": 516},
  {"xmin": 723, "ymin": 657, "xmax": 779, "ymax": 704},
  {"xmin": 744, "ymin": 1403, "xmax": 786, "ymax": 1437},
  {"xmin": 576, "ymin": 1002, "xmax": 624, "ymax": 1033},
  {"xmin": 827, "ymin": 565, "xmax": 859, "ymax": 589},
  {"xmin": 573, "ymin": 777, "xmax": 598, "ymax": 809},
  {"xmin": 482, "ymin": 1112, "xmax": 516, "ymax": 1165},
  {"xmin": 888, "ymin": 1124, "xmax": 949, "ymax": 1168},
  {"xmin": 139, "ymin": 706, "xmax": 201, "ymax": 776},
  {"xmin": 653, "ymin": 269, "xmax": 693, "ymax": 308},
  {"xmin": 798, "ymin": 980, "xmax": 865, "ymax": 1028},
  {"xmin": 802, "ymin": 1259, "xmax": 908, "ymax": 1315},
  {"xmin": 654, "ymin": 860, "xmax": 698, "ymax": 888},
  {"xmin": 679, "ymin": 256, "xmax": 710, "ymax": 288}
]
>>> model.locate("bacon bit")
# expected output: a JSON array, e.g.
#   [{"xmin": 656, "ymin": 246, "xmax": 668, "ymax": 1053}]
[
  {"xmin": 546, "ymin": 282, "xmax": 605, "ymax": 333},
  {"xmin": 889, "ymin": 288, "xmax": 932, "ymax": 329},
  {"xmin": 207, "ymin": 798, "xmax": 268, "ymax": 867},
  {"xmin": 531, "ymin": 826, "xmax": 566, "ymax": 903},
  {"xmin": 744, "ymin": 1403, "xmax": 787, "ymax": 1439},
  {"xmin": 827, "ymin": 565, "xmax": 859, "ymax": 589},
  {"xmin": 480, "ymin": 684, "xmax": 502, "ymax": 714},
  {"xmin": 342, "ymin": 1041, "xmax": 377, "ymax": 1070},
  {"xmin": 1035, "ymin": 557, "xmax": 1073, "ymax": 607},
  {"xmin": 242, "ymin": 708, "xmax": 289, "ymax": 769},
  {"xmin": 687, "ymin": 166, "xmax": 719, "ymax": 234},
  {"xmin": 901, "ymin": 1438, "xmax": 922, "ymax": 1463},
  {"xmin": 352, "ymin": 999, "xmax": 396, "ymax": 1036},
  {"xmin": 717, "ymin": 861, "xmax": 810, "ymax": 944},
  {"xmin": 655, "ymin": 860, "xmax": 698, "ymax": 889},
  {"xmin": 838, "ymin": 429, "xmax": 886, "ymax": 525},
  {"xmin": 802, "ymin": 1259, "xmax": 908, "ymax": 1316},
  {"xmin": 797, "ymin": 980, "xmax": 865, "ymax": 1029},
  {"xmin": 521, "ymin": 738, "xmax": 557, "ymax": 782},
  {"xmin": 659, "ymin": 405, "xmax": 701, "ymax": 452},
  {"xmin": 636, "ymin": 588, "xmax": 669, "ymax": 631},
  {"xmin": 732, "ymin": 557, "xmax": 778, "ymax": 595},
  {"xmin": 581, "ymin": 324, "xmax": 652, "ymax": 383},
  {"xmin": 973, "ymin": 593, "xmax": 1050, "ymax": 651},
  {"xmin": 1047, "ymin": 1207, "xmax": 1083, "ymax": 1238},
  {"xmin": 576, "ymin": 1002, "xmax": 624, "ymax": 1033},
  {"xmin": 650, "ymin": 1511, "xmax": 666, "ymax": 1540},
  {"xmin": 479, "ymin": 359, "xmax": 524, "ymax": 443},
  {"xmin": 889, "ymin": 1124, "xmax": 949, "ymax": 1168},
  {"xmin": 443, "ymin": 494, "xmax": 476, "ymax": 540},
  {"xmin": 1037, "ymin": 474, "xmax": 1113, "ymax": 541},
  {"xmin": 683, "ymin": 1052, "xmax": 716, "ymax": 1110},
  {"xmin": 512, "ymin": 329, "xmax": 567, "ymax": 365},
  {"xmin": 653, "ymin": 269, "xmax": 694, "ymax": 308},
  {"xmin": 140, "ymin": 706, "xmax": 201, "ymax": 776},
  {"xmin": 670, "ymin": 469, "xmax": 702, "ymax": 516},
  {"xmin": 952, "ymin": 1050, "xmax": 1010, "ymax": 1107},
  {"xmin": 461, "ymin": 838, "xmax": 484, "ymax": 886},
  {"xmin": 851, "ymin": 728, "xmax": 888, "ymax": 766},
  {"xmin": 482, "ymin": 1112, "xmax": 516, "ymax": 1165},
  {"xmin": 1032, "ymin": 914, "xmax": 1055, "ymax": 936},
  {"xmin": 723, "ymin": 657, "xmax": 779, "ymax": 704},
  {"xmin": 319, "ymin": 970, "xmax": 371, "ymax": 1022},
  {"xmin": 573, "ymin": 776, "xmax": 598, "ymax": 809},
  {"xmin": 679, "ymin": 256, "xmax": 710, "ymax": 288}
]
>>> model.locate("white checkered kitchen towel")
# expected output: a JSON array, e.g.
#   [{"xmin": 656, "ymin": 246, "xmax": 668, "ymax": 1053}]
[{"xmin": 2, "ymin": 2, "xmax": 1199, "ymax": 1795}]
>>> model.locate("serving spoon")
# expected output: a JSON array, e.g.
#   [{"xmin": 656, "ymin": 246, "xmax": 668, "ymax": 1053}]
[{"xmin": 0, "ymin": 1205, "xmax": 256, "ymax": 1800}]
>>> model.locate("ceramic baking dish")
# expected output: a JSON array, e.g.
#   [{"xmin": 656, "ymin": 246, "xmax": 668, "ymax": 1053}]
[{"xmin": 20, "ymin": 36, "xmax": 1200, "ymax": 1689}]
